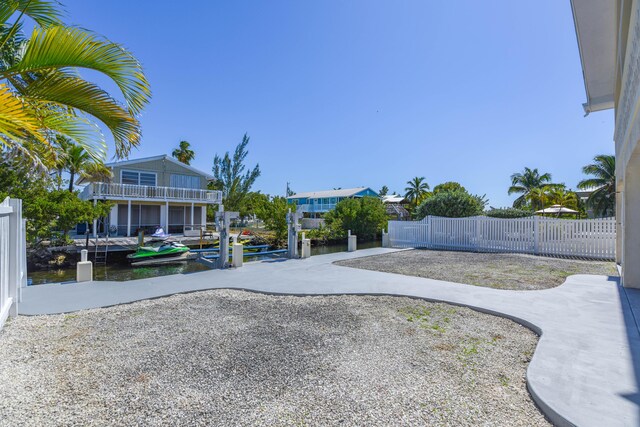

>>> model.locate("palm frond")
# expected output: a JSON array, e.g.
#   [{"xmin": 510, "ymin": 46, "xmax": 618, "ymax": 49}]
[
  {"xmin": 17, "ymin": 69, "xmax": 140, "ymax": 156},
  {"xmin": 0, "ymin": 83, "xmax": 45, "ymax": 145},
  {"xmin": 0, "ymin": 0, "xmax": 63, "ymax": 28},
  {"xmin": 3, "ymin": 25, "xmax": 151, "ymax": 115}
]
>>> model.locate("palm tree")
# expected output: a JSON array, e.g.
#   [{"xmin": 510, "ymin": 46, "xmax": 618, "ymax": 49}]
[
  {"xmin": 0, "ymin": 1, "xmax": 151, "ymax": 170},
  {"xmin": 172, "ymin": 140, "xmax": 195, "ymax": 165},
  {"xmin": 56, "ymin": 136, "xmax": 110, "ymax": 192},
  {"xmin": 58, "ymin": 139, "xmax": 91, "ymax": 192},
  {"xmin": 404, "ymin": 177, "xmax": 430, "ymax": 207},
  {"xmin": 508, "ymin": 167, "xmax": 553, "ymax": 209},
  {"xmin": 578, "ymin": 154, "xmax": 616, "ymax": 217}
]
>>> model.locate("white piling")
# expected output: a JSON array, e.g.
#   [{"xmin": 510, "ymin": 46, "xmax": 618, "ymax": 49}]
[
  {"xmin": 232, "ymin": 242, "xmax": 243, "ymax": 268},
  {"xmin": 382, "ymin": 229, "xmax": 390, "ymax": 248},
  {"xmin": 76, "ymin": 249, "xmax": 93, "ymax": 282},
  {"xmin": 347, "ymin": 230, "xmax": 357, "ymax": 252}
]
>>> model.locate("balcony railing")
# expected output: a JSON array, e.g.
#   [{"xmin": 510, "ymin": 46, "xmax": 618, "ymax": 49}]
[
  {"xmin": 80, "ymin": 182, "xmax": 222, "ymax": 203},
  {"xmin": 296, "ymin": 203, "xmax": 336, "ymax": 213}
]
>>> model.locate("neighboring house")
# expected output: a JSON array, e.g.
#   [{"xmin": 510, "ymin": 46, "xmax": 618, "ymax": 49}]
[
  {"xmin": 382, "ymin": 194, "xmax": 411, "ymax": 220},
  {"xmin": 575, "ymin": 186, "xmax": 602, "ymax": 218},
  {"xmin": 78, "ymin": 155, "xmax": 222, "ymax": 237},
  {"xmin": 287, "ymin": 187, "xmax": 379, "ymax": 218},
  {"xmin": 570, "ymin": 0, "xmax": 639, "ymax": 287}
]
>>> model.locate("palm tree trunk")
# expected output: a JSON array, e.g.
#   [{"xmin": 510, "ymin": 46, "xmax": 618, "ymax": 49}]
[{"xmin": 68, "ymin": 171, "xmax": 75, "ymax": 192}]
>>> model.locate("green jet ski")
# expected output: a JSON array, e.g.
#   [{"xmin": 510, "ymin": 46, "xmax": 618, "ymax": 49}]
[{"xmin": 127, "ymin": 240, "xmax": 190, "ymax": 265}]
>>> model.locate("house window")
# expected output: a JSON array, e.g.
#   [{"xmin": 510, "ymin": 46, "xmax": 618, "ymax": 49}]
[
  {"xmin": 121, "ymin": 170, "xmax": 156, "ymax": 186},
  {"xmin": 170, "ymin": 174, "xmax": 201, "ymax": 189}
]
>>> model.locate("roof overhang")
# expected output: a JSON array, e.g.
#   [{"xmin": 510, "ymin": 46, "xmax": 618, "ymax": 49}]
[{"xmin": 570, "ymin": 0, "xmax": 617, "ymax": 114}]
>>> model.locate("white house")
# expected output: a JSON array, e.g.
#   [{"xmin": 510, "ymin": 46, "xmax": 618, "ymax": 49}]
[
  {"xmin": 78, "ymin": 155, "xmax": 222, "ymax": 237},
  {"xmin": 571, "ymin": 0, "xmax": 640, "ymax": 287}
]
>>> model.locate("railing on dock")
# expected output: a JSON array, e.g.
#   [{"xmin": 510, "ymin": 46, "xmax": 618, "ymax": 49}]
[
  {"xmin": 388, "ymin": 215, "xmax": 616, "ymax": 260},
  {"xmin": 0, "ymin": 198, "xmax": 27, "ymax": 331}
]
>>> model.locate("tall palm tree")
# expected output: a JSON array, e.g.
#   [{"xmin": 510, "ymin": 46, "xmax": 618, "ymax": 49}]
[
  {"xmin": 172, "ymin": 140, "xmax": 195, "ymax": 165},
  {"xmin": 57, "ymin": 138, "xmax": 91, "ymax": 192},
  {"xmin": 404, "ymin": 177, "xmax": 430, "ymax": 206},
  {"xmin": 508, "ymin": 167, "xmax": 553, "ymax": 209},
  {"xmin": 578, "ymin": 154, "xmax": 616, "ymax": 217},
  {"xmin": 0, "ymin": 1, "xmax": 151, "ymax": 169}
]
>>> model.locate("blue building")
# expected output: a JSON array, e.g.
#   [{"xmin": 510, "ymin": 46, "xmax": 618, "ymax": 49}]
[{"xmin": 287, "ymin": 187, "xmax": 379, "ymax": 218}]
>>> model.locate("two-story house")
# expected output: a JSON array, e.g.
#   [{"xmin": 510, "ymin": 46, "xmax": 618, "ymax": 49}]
[
  {"xmin": 287, "ymin": 187, "xmax": 379, "ymax": 218},
  {"xmin": 78, "ymin": 155, "xmax": 222, "ymax": 237}
]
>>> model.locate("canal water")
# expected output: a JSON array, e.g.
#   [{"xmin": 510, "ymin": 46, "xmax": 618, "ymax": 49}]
[{"xmin": 28, "ymin": 240, "xmax": 381, "ymax": 285}]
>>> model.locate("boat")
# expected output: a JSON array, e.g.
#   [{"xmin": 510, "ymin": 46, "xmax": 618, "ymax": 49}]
[{"xmin": 127, "ymin": 240, "xmax": 190, "ymax": 265}]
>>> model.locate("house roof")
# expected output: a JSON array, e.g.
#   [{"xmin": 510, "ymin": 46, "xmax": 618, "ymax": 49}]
[
  {"xmin": 287, "ymin": 187, "xmax": 375, "ymax": 199},
  {"xmin": 382, "ymin": 194, "xmax": 406, "ymax": 203},
  {"xmin": 103, "ymin": 155, "xmax": 214, "ymax": 180},
  {"xmin": 570, "ymin": 0, "xmax": 617, "ymax": 113},
  {"xmin": 76, "ymin": 154, "xmax": 214, "ymax": 185}
]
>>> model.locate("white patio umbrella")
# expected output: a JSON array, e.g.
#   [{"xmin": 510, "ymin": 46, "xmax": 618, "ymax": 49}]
[{"xmin": 535, "ymin": 204, "xmax": 579, "ymax": 215}]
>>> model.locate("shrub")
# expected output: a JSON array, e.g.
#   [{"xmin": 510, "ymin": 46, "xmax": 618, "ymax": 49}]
[
  {"xmin": 324, "ymin": 196, "xmax": 387, "ymax": 241},
  {"xmin": 255, "ymin": 196, "xmax": 291, "ymax": 242},
  {"xmin": 416, "ymin": 190, "xmax": 485, "ymax": 218},
  {"xmin": 485, "ymin": 207, "xmax": 533, "ymax": 218}
]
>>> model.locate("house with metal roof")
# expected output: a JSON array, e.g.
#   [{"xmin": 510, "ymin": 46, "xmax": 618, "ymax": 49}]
[
  {"xmin": 287, "ymin": 187, "xmax": 379, "ymax": 217},
  {"xmin": 78, "ymin": 155, "xmax": 222, "ymax": 237}
]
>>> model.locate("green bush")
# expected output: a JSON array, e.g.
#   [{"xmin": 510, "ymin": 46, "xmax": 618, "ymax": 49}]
[
  {"xmin": 485, "ymin": 207, "xmax": 533, "ymax": 218},
  {"xmin": 324, "ymin": 196, "xmax": 387, "ymax": 241},
  {"xmin": 255, "ymin": 196, "xmax": 291, "ymax": 243},
  {"xmin": 416, "ymin": 190, "xmax": 485, "ymax": 218}
]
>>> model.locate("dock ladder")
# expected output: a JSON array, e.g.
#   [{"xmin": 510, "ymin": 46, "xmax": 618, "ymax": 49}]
[{"xmin": 94, "ymin": 233, "xmax": 109, "ymax": 264}]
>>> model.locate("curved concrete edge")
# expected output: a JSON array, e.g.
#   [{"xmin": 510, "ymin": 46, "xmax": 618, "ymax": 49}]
[
  {"xmin": 16, "ymin": 249, "xmax": 630, "ymax": 427},
  {"xmin": 21, "ymin": 287, "xmax": 566, "ymax": 425}
]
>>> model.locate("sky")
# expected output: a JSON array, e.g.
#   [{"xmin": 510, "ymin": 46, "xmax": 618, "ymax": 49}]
[{"xmin": 61, "ymin": 0, "xmax": 614, "ymax": 207}]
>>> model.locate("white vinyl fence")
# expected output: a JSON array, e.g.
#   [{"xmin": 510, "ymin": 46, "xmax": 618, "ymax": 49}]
[
  {"xmin": 0, "ymin": 198, "xmax": 27, "ymax": 331},
  {"xmin": 388, "ymin": 215, "xmax": 616, "ymax": 260}
]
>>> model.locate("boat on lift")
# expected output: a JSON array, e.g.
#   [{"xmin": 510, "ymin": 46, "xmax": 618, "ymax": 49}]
[{"xmin": 127, "ymin": 240, "xmax": 191, "ymax": 266}]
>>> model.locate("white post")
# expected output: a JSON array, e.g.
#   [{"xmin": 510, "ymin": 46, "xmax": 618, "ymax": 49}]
[
  {"xmin": 382, "ymin": 228, "xmax": 390, "ymax": 248},
  {"xmin": 92, "ymin": 199, "xmax": 98, "ymax": 237},
  {"xmin": 201, "ymin": 204, "xmax": 207, "ymax": 230},
  {"xmin": 190, "ymin": 202, "xmax": 195, "ymax": 231},
  {"xmin": 7, "ymin": 199, "xmax": 21, "ymax": 318},
  {"xmin": 301, "ymin": 232, "xmax": 311, "ymax": 259},
  {"xmin": 164, "ymin": 201, "xmax": 169, "ymax": 231},
  {"xmin": 232, "ymin": 242, "xmax": 243, "ymax": 268},
  {"xmin": 109, "ymin": 204, "xmax": 118, "ymax": 235},
  {"xmin": 533, "ymin": 215, "xmax": 539, "ymax": 254},
  {"xmin": 348, "ymin": 230, "xmax": 357, "ymax": 252},
  {"xmin": 127, "ymin": 200, "xmax": 132, "ymax": 237},
  {"xmin": 76, "ymin": 249, "xmax": 93, "ymax": 282}
]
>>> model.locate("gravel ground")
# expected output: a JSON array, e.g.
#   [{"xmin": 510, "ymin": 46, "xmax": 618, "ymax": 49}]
[
  {"xmin": 0, "ymin": 290, "xmax": 547, "ymax": 426},
  {"xmin": 336, "ymin": 249, "xmax": 618, "ymax": 290}
]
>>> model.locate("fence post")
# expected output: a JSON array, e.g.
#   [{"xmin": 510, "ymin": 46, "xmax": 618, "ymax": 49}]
[
  {"xmin": 533, "ymin": 215, "xmax": 539, "ymax": 254},
  {"xmin": 428, "ymin": 216, "xmax": 433, "ymax": 248},
  {"xmin": 7, "ymin": 199, "xmax": 21, "ymax": 318}
]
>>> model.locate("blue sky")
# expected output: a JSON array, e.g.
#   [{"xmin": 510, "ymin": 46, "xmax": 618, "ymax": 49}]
[{"xmin": 62, "ymin": 0, "xmax": 614, "ymax": 207}]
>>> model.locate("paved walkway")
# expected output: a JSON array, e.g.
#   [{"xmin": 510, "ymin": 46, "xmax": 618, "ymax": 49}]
[{"xmin": 19, "ymin": 248, "xmax": 640, "ymax": 427}]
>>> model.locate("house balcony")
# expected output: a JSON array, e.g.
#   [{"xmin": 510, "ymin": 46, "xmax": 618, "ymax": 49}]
[
  {"xmin": 79, "ymin": 182, "xmax": 222, "ymax": 204},
  {"xmin": 296, "ymin": 203, "xmax": 336, "ymax": 213}
]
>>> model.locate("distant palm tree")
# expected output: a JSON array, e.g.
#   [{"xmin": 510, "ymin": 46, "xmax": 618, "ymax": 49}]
[
  {"xmin": 509, "ymin": 167, "xmax": 553, "ymax": 209},
  {"xmin": 56, "ymin": 137, "xmax": 108, "ymax": 192},
  {"xmin": 172, "ymin": 140, "xmax": 195, "ymax": 165},
  {"xmin": 578, "ymin": 154, "xmax": 616, "ymax": 217},
  {"xmin": 404, "ymin": 177, "xmax": 430, "ymax": 206}
]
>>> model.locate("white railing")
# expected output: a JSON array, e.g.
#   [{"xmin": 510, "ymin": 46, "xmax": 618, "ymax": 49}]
[
  {"xmin": 0, "ymin": 198, "xmax": 27, "ymax": 331},
  {"xmin": 80, "ymin": 182, "xmax": 222, "ymax": 203},
  {"xmin": 301, "ymin": 218, "xmax": 326, "ymax": 229},
  {"xmin": 296, "ymin": 203, "xmax": 336, "ymax": 213},
  {"xmin": 388, "ymin": 215, "xmax": 616, "ymax": 260}
]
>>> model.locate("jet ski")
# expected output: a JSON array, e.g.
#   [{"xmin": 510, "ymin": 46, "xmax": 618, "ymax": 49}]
[{"xmin": 127, "ymin": 240, "xmax": 190, "ymax": 265}]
